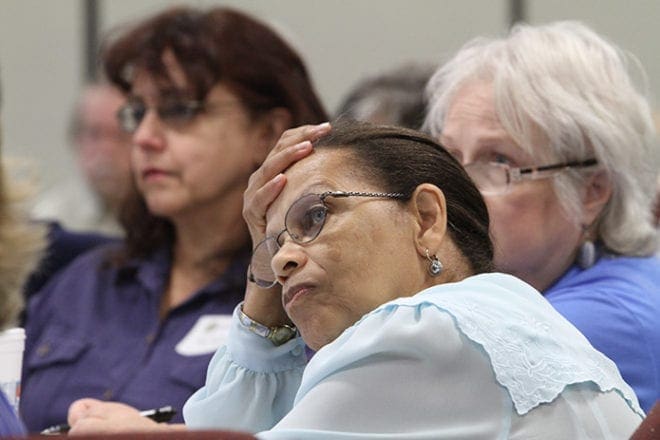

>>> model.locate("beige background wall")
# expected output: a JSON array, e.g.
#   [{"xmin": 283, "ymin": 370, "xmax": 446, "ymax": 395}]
[{"xmin": 0, "ymin": 0, "xmax": 658, "ymax": 194}]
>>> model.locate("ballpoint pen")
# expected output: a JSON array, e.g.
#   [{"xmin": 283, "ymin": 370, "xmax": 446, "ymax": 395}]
[{"xmin": 40, "ymin": 405, "xmax": 177, "ymax": 435}]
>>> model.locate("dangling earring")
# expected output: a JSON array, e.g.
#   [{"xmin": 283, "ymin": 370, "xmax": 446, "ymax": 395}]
[
  {"xmin": 576, "ymin": 224, "xmax": 597, "ymax": 269},
  {"xmin": 577, "ymin": 240, "xmax": 596, "ymax": 269},
  {"xmin": 425, "ymin": 249, "xmax": 443, "ymax": 277}
]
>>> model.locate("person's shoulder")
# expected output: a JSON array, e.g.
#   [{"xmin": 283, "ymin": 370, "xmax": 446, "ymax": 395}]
[
  {"xmin": 29, "ymin": 229, "xmax": 124, "ymax": 296},
  {"xmin": 544, "ymin": 255, "xmax": 660, "ymax": 358},
  {"xmin": 576, "ymin": 254, "xmax": 660, "ymax": 282},
  {"xmin": 594, "ymin": 254, "xmax": 660, "ymax": 274},
  {"xmin": 309, "ymin": 294, "xmax": 475, "ymax": 385},
  {"xmin": 24, "ymin": 238, "xmax": 128, "ymax": 327},
  {"xmin": 46, "ymin": 221, "xmax": 120, "ymax": 258},
  {"xmin": 45, "ymin": 222, "xmax": 123, "ymax": 271},
  {"xmin": 405, "ymin": 273, "xmax": 546, "ymax": 314},
  {"xmin": 334, "ymin": 295, "xmax": 465, "ymax": 353},
  {"xmin": 342, "ymin": 274, "xmax": 535, "ymax": 352},
  {"xmin": 317, "ymin": 275, "xmax": 640, "ymax": 418},
  {"xmin": 549, "ymin": 255, "xmax": 660, "ymax": 303},
  {"xmin": 24, "ymin": 222, "xmax": 123, "ymax": 297}
]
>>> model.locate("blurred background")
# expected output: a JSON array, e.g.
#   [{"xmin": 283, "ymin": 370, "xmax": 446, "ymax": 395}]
[{"xmin": 0, "ymin": 0, "xmax": 658, "ymax": 195}]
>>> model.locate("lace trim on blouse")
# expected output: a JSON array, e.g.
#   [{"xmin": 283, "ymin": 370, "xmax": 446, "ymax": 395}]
[{"xmin": 392, "ymin": 274, "xmax": 644, "ymax": 417}]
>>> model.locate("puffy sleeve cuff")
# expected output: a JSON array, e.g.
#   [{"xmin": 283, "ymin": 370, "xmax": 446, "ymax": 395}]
[{"xmin": 183, "ymin": 304, "xmax": 307, "ymax": 432}]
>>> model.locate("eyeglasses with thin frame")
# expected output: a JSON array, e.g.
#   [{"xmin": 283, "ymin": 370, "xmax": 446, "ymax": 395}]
[
  {"xmin": 464, "ymin": 159, "xmax": 598, "ymax": 196},
  {"xmin": 117, "ymin": 98, "xmax": 237, "ymax": 134},
  {"xmin": 249, "ymin": 190, "xmax": 407, "ymax": 288}
]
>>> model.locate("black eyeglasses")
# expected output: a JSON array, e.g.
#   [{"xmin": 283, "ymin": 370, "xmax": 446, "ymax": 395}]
[
  {"xmin": 249, "ymin": 191, "xmax": 407, "ymax": 288},
  {"xmin": 464, "ymin": 159, "xmax": 598, "ymax": 195}
]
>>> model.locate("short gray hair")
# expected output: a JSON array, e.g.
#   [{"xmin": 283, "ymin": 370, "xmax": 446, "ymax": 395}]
[
  {"xmin": 424, "ymin": 21, "xmax": 659, "ymax": 256},
  {"xmin": 336, "ymin": 62, "xmax": 437, "ymax": 130}
]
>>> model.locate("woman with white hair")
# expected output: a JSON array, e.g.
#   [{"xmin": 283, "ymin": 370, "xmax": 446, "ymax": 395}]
[{"xmin": 425, "ymin": 20, "xmax": 660, "ymax": 412}]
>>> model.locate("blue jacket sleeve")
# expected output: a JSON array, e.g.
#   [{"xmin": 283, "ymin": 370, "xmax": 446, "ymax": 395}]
[{"xmin": 0, "ymin": 390, "xmax": 26, "ymax": 436}]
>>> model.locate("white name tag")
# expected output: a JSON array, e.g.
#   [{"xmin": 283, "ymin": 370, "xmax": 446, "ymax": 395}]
[{"xmin": 175, "ymin": 315, "xmax": 232, "ymax": 356}]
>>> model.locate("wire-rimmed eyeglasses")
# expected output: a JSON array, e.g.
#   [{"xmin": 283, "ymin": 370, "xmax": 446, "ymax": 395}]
[
  {"xmin": 464, "ymin": 159, "xmax": 598, "ymax": 196},
  {"xmin": 249, "ymin": 190, "xmax": 407, "ymax": 288}
]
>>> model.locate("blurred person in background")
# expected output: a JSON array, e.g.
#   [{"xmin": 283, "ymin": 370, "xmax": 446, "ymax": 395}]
[
  {"xmin": 20, "ymin": 5, "xmax": 326, "ymax": 432},
  {"xmin": 32, "ymin": 82, "xmax": 132, "ymax": 236},
  {"xmin": 0, "ymin": 71, "xmax": 46, "ymax": 436},
  {"xmin": 24, "ymin": 84, "xmax": 123, "ymax": 302},
  {"xmin": 335, "ymin": 62, "xmax": 436, "ymax": 130},
  {"xmin": 425, "ymin": 20, "xmax": 660, "ymax": 412}
]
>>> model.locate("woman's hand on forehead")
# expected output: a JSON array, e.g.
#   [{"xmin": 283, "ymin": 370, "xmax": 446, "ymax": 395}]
[
  {"xmin": 240, "ymin": 123, "xmax": 331, "ymax": 328},
  {"xmin": 243, "ymin": 123, "xmax": 331, "ymax": 246}
]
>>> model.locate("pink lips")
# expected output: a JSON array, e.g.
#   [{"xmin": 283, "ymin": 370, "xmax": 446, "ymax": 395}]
[
  {"xmin": 141, "ymin": 167, "xmax": 171, "ymax": 180},
  {"xmin": 283, "ymin": 284, "xmax": 313, "ymax": 309}
]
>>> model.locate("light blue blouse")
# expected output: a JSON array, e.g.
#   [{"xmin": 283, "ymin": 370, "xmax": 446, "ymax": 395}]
[{"xmin": 184, "ymin": 273, "xmax": 643, "ymax": 439}]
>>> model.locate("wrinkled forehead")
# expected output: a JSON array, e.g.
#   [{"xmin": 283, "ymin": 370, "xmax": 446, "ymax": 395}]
[{"xmin": 264, "ymin": 149, "xmax": 367, "ymax": 230}]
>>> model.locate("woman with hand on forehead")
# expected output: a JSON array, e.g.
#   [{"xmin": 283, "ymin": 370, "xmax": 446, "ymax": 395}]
[
  {"xmin": 20, "ymin": 6, "xmax": 327, "ymax": 433},
  {"xmin": 68, "ymin": 121, "xmax": 642, "ymax": 437},
  {"xmin": 175, "ymin": 120, "xmax": 640, "ymax": 438}
]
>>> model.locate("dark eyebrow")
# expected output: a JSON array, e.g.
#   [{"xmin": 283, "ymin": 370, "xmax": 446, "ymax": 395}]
[
  {"xmin": 159, "ymin": 89, "xmax": 195, "ymax": 101},
  {"xmin": 125, "ymin": 94, "xmax": 144, "ymax": 102},
  {"xmin": 127, "ymin": 88, "xmax": 193, "ymax": 104}
]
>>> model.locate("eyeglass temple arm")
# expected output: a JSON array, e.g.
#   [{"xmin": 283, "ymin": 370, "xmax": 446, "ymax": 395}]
[
  {"xmin": 518, "ymin": 158, "xmax": 598, "ymax": 176},
  {"xmin": 320, "ymin": 191, "xmax": 407, "ymax": 200}
]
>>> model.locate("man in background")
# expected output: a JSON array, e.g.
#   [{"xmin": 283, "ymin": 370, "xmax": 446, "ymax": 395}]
[
  {"xmin": 335, "ymin": 62, "xmax": 436, "ymax": 130},
  {"xmin": 32, "ymin": 83, "xmax": 131, "ymax": 236}
]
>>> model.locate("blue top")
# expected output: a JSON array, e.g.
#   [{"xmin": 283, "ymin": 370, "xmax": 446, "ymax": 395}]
[
  {"xmin": 184, "ymin": 273, "xmax": 642, "ymax": 439},
  {"xmin": 20, "ymin": 243, "xmax": 248, "ymax": 432},
  {"xmin": 0, "ymin": 390, "xmax": 25, "ymax": 437},
  {"xmin": 23, "ymin": 221, "xmax": 117, "ymax": 302},
  {"xmin": 545, "ymin": 254, "xmax": 660, "ymax": 412}
]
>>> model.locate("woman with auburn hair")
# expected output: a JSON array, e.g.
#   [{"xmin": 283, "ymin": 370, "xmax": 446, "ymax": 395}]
[{"xmin": 20, "ymin": 6, "xmax": 326, "ymax": 432}]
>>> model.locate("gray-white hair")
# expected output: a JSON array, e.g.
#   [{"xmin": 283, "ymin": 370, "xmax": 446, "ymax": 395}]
[{"xmin": 424, "ymin": 20, "xmax": 659, "ymax": 256}]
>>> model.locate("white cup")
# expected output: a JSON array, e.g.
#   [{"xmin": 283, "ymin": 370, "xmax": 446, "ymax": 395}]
[{"xmin": 0, "ymin": 327, "xmax": 26, "ymax": 413}]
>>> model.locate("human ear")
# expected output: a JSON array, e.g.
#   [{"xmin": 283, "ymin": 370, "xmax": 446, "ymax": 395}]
[
  {"xmin": 409, "ymin": 183, "xmax": 448, "ymax": 255},
  {"xmin": 581, "ymin": 170, "xmax": 612, "ymax": 226},
  {"xmin": 252, "ymin": 108, "xmax": 293, "ymax": 166}
]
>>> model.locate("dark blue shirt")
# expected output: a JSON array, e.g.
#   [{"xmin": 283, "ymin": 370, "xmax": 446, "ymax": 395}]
[
  {"xmin": 20, "ymin": 243, "xmax": 247, "ymax": 432},
  {"xmin": 0, "ymin": 390, "xmax": 25, "ymax": 437},
  {"xmin": 545, "ymin": 254, "xmax": 660, "ymax": 413},
  {"xmin": 23, "ymin": 221, "xmax": 117, "ymax": 302}
]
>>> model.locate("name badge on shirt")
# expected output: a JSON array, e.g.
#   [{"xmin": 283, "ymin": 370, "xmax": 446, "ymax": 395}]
[{"xmin": 175, "ymin": 315, "xmax": 232, "ymax": 356}]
